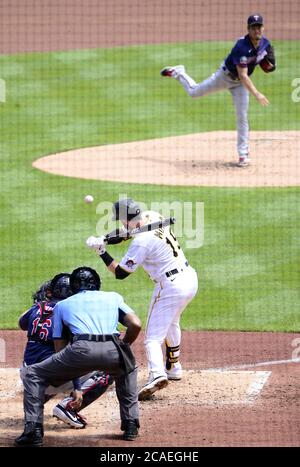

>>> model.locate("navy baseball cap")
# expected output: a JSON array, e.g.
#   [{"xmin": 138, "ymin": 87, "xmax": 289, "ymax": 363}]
[{"xmin": 247, "ymin": 14, "xmax": 264, "ymax": 26}]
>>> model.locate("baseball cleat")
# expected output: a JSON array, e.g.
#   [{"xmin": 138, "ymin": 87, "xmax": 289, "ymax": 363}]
[
  {"xmin": 14, "ymin": 422, "xmax": 44, "ymax": 447},
  {"xmin": 53, "ymin": 403, "xmax": 87, "ymax": 429},
  {"xmin": 166, "ymin": 364, "xmax": 183, "ymax": 381},
  {"xmin": 122, "ymin": 420, "xmax": 139, "ymax": 441},
  {"xmin": 160, "ymin": 65, "xmax": 185, "ymax": 79},
  {"xmin": 138, "ymin": 375, "xmax": 168, "ymax": 401},
  {"xmin": 237, "ymin": 156, "xmax": 251, "ymax": 167}
]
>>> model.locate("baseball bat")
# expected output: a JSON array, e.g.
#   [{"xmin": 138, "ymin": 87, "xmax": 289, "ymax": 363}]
[{"xmin": 104, "ymin": 217, "xmax": 176, "ymax": 243}]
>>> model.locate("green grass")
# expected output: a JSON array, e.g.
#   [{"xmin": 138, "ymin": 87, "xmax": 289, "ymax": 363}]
[{"xmin": 0, "ymin": 41, "xmax": 299, "ymax": 331}]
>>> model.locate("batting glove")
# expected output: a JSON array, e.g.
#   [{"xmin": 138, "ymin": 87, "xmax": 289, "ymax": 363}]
[{"xmin": 86, "ymin": 235, "xmax": 106, "ymax": 255}]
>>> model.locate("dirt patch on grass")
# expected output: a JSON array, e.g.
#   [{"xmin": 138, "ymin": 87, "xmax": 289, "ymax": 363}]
[{"xmin": 33, "ymin": 131, "xmax": 300, "ymax": 187}]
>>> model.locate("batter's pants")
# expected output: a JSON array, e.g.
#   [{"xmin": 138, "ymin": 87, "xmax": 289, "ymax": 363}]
[{"xmin": 145, "ymin": 266, "xmax": 198, "ymax": 378}]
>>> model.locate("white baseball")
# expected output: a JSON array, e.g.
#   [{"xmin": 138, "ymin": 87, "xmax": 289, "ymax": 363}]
[{"xmin": 84, "ymin": 195, "xmax": 94, "ymax": 204}]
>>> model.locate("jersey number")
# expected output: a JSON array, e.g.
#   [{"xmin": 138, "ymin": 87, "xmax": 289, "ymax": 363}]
[
  {"xmin": 166, "ymin": 231, "xmax": 181, "ymax": 257},
  {"xmin": 32, "ymin": 318, "xmax": 52, "ymax": 341}
]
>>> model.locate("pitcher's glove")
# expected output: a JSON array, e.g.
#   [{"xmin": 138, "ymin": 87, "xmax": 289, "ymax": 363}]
[{"xmin": 260, "ymin": 45, "xmax": 276, "ymax": 73}]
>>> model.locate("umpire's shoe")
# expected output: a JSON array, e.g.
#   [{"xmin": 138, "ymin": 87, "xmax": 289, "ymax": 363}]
[
  {"xmin": 121, "ymin": 419, "xmax": 140, "ymax": 441},
  {"xmin": 14, "ymin": 422, "xmax": 44, "ymax": 447}
]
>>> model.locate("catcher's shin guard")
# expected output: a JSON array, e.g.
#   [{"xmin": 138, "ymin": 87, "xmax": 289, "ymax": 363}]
[
  {"xmin": 165, "ymin": 343, "xmax": 180, "ymax": 371},
  {"xmin": 79, "ymin": 372, "xmax": 114, "ymax": 411}
]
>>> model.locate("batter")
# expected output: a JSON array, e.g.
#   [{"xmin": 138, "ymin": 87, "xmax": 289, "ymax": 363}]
[
  {"xmin": 160, "ymin": 14, "xmax": 276, "ymax": 167},
  {"xmin": 86, "ymin": 198, "xmax": 198, "ymax": 400}
]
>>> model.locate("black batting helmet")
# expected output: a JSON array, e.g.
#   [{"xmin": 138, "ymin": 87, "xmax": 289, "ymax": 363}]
[
  {"xmin": 50, "ymin": 273, "xmax": 73, "ymax": 300},
  {"xmin": 112, "ymin": 198, "xmax": 141, "ymax": 222},
  {"xmin": 70, "ymin": 266, "xmax": 101, "ymax": 293},
  {"xmin": 32, "ymin": 280, "xmax": 52, "ymax": 303}
]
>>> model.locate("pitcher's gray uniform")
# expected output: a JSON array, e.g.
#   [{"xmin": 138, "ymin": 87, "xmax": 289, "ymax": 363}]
[{"xmin": 161, "ymin": 15, "xmax": 275, "ymax": 167}]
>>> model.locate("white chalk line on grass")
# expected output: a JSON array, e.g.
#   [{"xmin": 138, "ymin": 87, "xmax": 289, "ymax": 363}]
[{"xmin": 204, "ymin": 357, "xmax": 300, "ymax": 373}]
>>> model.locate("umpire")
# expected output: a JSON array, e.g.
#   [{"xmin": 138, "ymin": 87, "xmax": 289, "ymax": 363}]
[{"xmin": 15, "ymin": 266, "xmax": 141, "ymax": 447}]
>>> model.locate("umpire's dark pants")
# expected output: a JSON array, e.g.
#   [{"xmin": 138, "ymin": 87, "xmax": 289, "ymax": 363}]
[{"xmin": 21, "ymin": 340, "xmax": 139, "ymax": 425}]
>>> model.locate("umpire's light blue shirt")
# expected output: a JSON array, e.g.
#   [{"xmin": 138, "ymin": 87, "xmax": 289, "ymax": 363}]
[{"xmin": 53, "ymin": 290, "xmax": 134, "ymax": 338}]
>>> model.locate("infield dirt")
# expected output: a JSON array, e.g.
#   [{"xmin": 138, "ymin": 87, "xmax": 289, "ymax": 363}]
[{"xmin": 1, "ymin": 330, "xmax": 299, "ymax": 447}]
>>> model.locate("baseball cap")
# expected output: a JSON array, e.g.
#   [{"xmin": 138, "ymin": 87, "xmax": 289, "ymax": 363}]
[{"xmin": 247, "ymin": 14, "xmax": 264, "ymax": 26}]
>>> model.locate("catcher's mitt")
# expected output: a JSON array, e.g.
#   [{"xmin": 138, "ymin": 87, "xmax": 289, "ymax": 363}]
[{"xmin": 260, "ymin": 45, "xmax": 276, "ymax": 73}]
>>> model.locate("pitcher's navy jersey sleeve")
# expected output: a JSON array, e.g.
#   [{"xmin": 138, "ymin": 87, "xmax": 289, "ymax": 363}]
[
  {"xmin": 231, "ymin": 42, "xmax": 249, "ymax": 67},
  {"xmin": 225, "ymin": 35, "xmax": 271, "ymax": 78}
]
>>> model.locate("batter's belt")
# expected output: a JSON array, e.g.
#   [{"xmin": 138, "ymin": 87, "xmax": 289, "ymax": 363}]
[{"xmin": 153, "ymin": 261, "xmax": 189, "ymax": 283}]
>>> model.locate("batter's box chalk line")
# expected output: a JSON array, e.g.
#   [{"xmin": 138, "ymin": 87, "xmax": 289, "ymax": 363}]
[
  {"xmin": 181, "ymin": 369, "xmax": 271, "ymax": 406},
  {"xmin": 244, "ymin": 371, "xmax": 271, "ymax": 405},
  {"xmin": 205, "ymin": 357, "xmax": 300, "ymax": 372}
]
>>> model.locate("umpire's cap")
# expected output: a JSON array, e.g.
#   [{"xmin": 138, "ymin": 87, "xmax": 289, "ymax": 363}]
[
  {"xmin": 50, "ymin": 273, "xmax": 73, "ymax": 300},
  {"xmin": 112, "ymin": 198, "xmax": 141, "ymax": 222},
  {"xmin": 70, "ymin": 266, "xmax": 101, "ymax": 293}
]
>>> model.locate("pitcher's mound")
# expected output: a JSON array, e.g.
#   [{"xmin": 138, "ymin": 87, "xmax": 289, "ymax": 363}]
[{"xmin": 33, "ymin": 131, "xmax": 300, "ymax": 187}]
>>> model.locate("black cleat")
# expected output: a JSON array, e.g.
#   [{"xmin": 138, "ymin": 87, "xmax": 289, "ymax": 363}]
[
  {"xmin": 122, "ymin": 420, "xmax": 139, "ymax": 441},
  {"xmin": 14, "ymin": 422, "xmax": 44, "ymax": 447}
]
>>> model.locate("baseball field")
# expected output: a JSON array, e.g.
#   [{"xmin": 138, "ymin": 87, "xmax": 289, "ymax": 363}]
[{"xmin": 0, "ymin": 0, "xmax": 300, "ymax": 447}]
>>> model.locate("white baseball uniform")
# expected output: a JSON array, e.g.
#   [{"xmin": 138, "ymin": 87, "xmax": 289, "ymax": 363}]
[{"xmin": 119, "ymin": 211, "xmax": 198, "ymax": 378}]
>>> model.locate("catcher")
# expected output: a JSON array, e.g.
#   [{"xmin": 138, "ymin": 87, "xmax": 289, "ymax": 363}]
[
  {"xmin": 160, "ymin": 14, "xmax": 276, "ymax": 167},
  {"xmin": 18, "ymin": 273, "xmax": 114, "ymax": 429}
]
